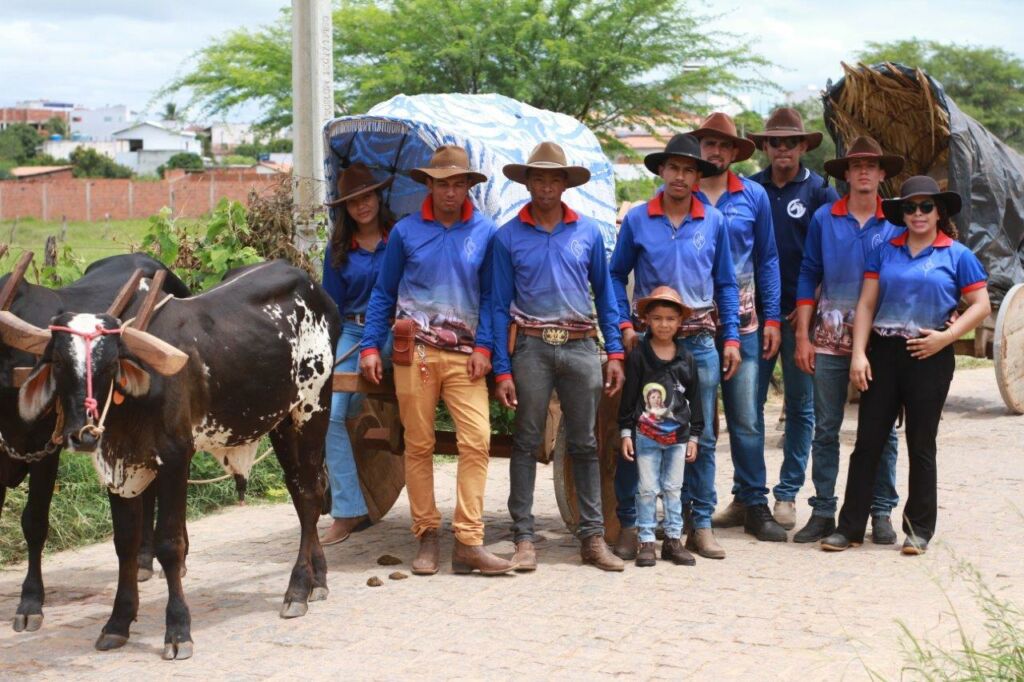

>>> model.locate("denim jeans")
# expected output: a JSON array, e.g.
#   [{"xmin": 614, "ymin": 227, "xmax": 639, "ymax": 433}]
[
  {"xmin": 635, "ymin": 435, "xmax": 687, "ymax": 542},
  {"xmin": 756, "ymin": 319, "xmax": 815, "ymax": 502},
  {"xmin": 720, "ymin": 330, "xmax": 768, "ymax": 506},
  {"xmin": 325, "ymin": 322, "xmax": 392, "ymax": 518},
  {"xmin": 809, "ymin": 352, "xmax": 899, "ymax": 517},
  {"xmin": 508, "ymin": 335, "xmax": 605, "ymax": 541}
]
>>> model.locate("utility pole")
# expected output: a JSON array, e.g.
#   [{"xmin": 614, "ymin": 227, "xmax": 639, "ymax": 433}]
[{"xmin": 291, "ymin": 0, "xmax": 334, "ymax": 251}]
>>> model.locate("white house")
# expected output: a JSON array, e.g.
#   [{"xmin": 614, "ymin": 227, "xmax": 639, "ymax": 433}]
[
  {"xmin": 42, "ymin": 139, "xmax": 129, "ymax": 161},
  {"xmin": 69, "ymin": 105, "xmax": 138, "ymax": 141},
  {"xmin": 112, "ymin": 121, "xmax": 202, "ymax": 175}
]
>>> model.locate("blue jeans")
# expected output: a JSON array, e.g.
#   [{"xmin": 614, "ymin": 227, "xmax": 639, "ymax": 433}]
[
  {"xmin": 720, "ymin": 331, "xmax": 768, "ymax": 506},
  {"xmin": 809, "ymin": 353, "xmax": 899, "ymax": 517},
  {"xmin": 325, "ymin": 322, "xmax": 392, "ymax": 518},
  {"xmin": 635, "ymin": 435, "xmax": 687, "ymax": 542},
  {"xmin": 757, "ymin": 319, "xmax": 815, "ymax": 502},
  {"xmin": 616, "ymin": 333, "xmax": 719, "ymax": 530}
]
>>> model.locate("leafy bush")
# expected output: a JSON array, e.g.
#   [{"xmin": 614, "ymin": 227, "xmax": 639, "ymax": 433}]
[
  {"xmin": 221, "ymin": 154, "xmax": 257, "ymax": 166},
  {"xmin": 157, "ymin": 152, "xmax": 204, "ymax": 178},
  {"xmin": 69, "ymin": 146, "xmax": 133, "ymax": 179}
]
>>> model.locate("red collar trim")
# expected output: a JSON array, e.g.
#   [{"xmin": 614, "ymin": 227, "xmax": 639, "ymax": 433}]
[
  {"xmin": 518, "ymin": 202, "xmax": 579, "ymax": 226},
  {"xmin": 647, "ymin": 193, "xmax": 704, "ymax": 219},
  {"xmin": 692, "ymin": 171, "xmax": 744, "ymax": 195},
  {"xmin": 421, "ymin": 196, "xmax": 474, "ymax": 223},
  {"xmin": 349, "ymin": 230, "xmax": 389, "ymax": 251},
  {"xmin": 889, "ymin": 230, "xmax": 954, "ymax": 248},
  {"xmin": 831, "ymin": 195, "xmax": 884, "ymax": 219}
]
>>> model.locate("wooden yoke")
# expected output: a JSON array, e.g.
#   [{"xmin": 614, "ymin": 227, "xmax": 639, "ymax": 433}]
[
  {"xmin": 0, "ymin": 251, "xmax": 35, "ymax": 312},
  {"xmin": 131, "ymin": 270, "xmax": 167, "ymax": 332},
  {"xmin": 106, "ymin": 268, "xmax": 145, "ymax": 318}
]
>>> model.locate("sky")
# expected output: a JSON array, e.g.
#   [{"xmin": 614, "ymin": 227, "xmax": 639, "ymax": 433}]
[{"xmin": 2, "ymin": 0, "xmax": 1022, "ymax": 121}]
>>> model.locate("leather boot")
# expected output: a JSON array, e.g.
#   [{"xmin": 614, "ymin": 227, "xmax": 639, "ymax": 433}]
[
  {"xmin": 411, "ymin": 529, "xmax": 440, "ymax": 575},
  {"xmin": 773, "ymin": 500, "xmax": 797, "ymax": 530},
  {"xmin": 711, "ymin": 497, "xmax": 746, "ymax": 528},
  {"xmin": 685, "ymin": 528, "xmax": 726, "ymax": 560},
  {"xmin": 613, "ymin": 526, "xmax": 639, "ymax": 560},
  {"xmin": 661, "ymin": 537, "xmax": 696, "ymax": 566},
  {"xmin": 451, "ymin": 539, "xmax": 516, "ymax": 575},
  {"xmin": 871, "ymin": 515, "xmax": 897, "ymax": 545},
  {"xmin": 580, "ymin": 535, "xmax": 625, "ymax": 572},
  {"xmin": 793, "ymin": 515, "xmax": 836, "ymax": 544},
  {"xmin": 635, "ymin": 542, "xmax": 657, "ymax": 567},
  {"xmin": 744, "ymin": 504, "xmax": 788, "ymax": 542},
  {"xmin": 512, "ymin": 540, "xmax": 537, "ymax": 572}
]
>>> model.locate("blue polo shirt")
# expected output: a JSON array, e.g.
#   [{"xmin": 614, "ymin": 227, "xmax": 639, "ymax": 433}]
[
  {"xmin": 361, "ymin": 197, "xmax": 496, "ymax": 357},
  {"xmin": 322, "ymin": 238, "xmax": 387, "ymax": 319},
  {"xmin": 796, "ymin": 196, "xmax": 899, "ymax": 355},
  {"xmin": 865, "ymin": 230, "xmax": 987, "ymax": 338},
  {"xmin": 695, "ymin": 170, "xmax": 781, "ymax": 334},
  {"xmin": 749, "ymin": 165, "xmax": 839, "ymax": 315},
  {"xmin": 610, "ymin": 193, "xmax": 740, "ymax": 344},
  {"xmin": 491, "ymin": 202, "xmax": 625, "ymax": 381}
]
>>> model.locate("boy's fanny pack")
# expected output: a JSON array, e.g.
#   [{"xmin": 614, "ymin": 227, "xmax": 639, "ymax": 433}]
[{"xmin": 392, "ymin": 319, "xmax": 418, "ymax": 366}]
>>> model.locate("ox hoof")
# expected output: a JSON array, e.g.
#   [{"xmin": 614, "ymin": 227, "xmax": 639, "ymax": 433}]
[
  {"xmin": 279, "ymin": 600, "xmax": 309, "ymax": 619},
  {"xmin": 138, "ymin": 567, "xmax": 154, "ymax": 582},
  {"xmin": 12, "ymin": 613, "xmax": 43, "ymax": 632},
  {"xmin": 95, "ymin": 632, "xmax": 129, "ymax": 651},
  {"xmin": 162, "ymin": 640, "xmax": 194, "ymax": 661},
  {"xmin": 309, "ymin": 586, "xmax": 329, "ymax": 602}
]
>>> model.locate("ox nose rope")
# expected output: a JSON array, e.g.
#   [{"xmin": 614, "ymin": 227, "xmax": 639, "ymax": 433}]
[{"xmin": 48, "ymin": 323, "xmax": 123, "ymax": 439}]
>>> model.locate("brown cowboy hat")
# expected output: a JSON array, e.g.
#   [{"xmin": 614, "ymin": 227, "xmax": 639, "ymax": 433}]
[
  {"xmin": 409, "ymin": 145, "xmax": 487, "ymax": 186},
  {"xmin": 746, "ymin": 107, "xmax": 823, "ymax": 151},
  {"xmin": 881, "ymin": 175, "xmax": 962, "ymax": 226},
  {"xmin": 325, "ymin": 162, "xmax": 394, "ymax": 207},
  {"xmin": 823, "ymin": 136, "xmax": 904, "ymax": 178},
  {"xmin": 502, "ymin": 141, "xmax": 591, "ymax": 188},
  {"xmin": 636, "ymin": 285, "xmax": 693, "ymax": 321},
  {"xmin": 690, "ymin": 112, "xmax": 756, "ymax": 163},
  {"xmin": 643, "ymin": 133, "xmax": 719, "ymax": 177}
]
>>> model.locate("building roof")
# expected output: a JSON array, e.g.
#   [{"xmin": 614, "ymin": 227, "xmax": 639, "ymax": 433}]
[
  {"xmin": 111, "ymin": 121, "xmax": 197, "ymax": 138},
  {"xmin": 9, "ymin": 165, "xmax": 74, "ymax": 178}
]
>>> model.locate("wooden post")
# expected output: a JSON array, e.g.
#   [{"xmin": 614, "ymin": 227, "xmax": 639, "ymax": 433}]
[
  {"xmin": 44, "ymin": 236, "xmax": 57, "ymax": 267},
  {"xmin": 60, "ymin": 215, "xmax": 68, "ymax": 242}
]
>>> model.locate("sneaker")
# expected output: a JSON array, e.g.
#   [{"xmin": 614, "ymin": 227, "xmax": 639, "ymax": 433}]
[
  {"xmin": 635, "ymin": 542, "xmax": 657, "ymax": 567},
  {"xmin": 871, "ymin": 515, "xmax": 897, "ymax": 545},
  {"xmin": 901, "ymin": 536, "xmax": 929, "ymax": 555},
  {"xmin": 743, "ymin": 504, "xmax": 788, "ymax": 542},
  {"xmin": 773, "ymin": 500, "xmax": 797, "ymax": 530},
  {"xmin": 711, "ymin": 498, "xmax": 746, "ymax": 528},
  {"xmin": 793, "ymin": 515, "xmax": 836, "ymax": 544}
]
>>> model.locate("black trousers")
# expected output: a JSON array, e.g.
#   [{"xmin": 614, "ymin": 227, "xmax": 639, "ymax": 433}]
[{"xmin": 836, "ymin": 334, "xmax": 955, "ymax": 542}]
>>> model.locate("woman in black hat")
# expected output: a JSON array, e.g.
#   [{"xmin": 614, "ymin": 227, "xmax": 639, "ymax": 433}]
[
  {"xmin": 822, "ymin": 176, "xmax": 990, "ymax": 555},
  {"xmin": 320, "ymin": 162, "xmax": 396, "ymax": 545}
]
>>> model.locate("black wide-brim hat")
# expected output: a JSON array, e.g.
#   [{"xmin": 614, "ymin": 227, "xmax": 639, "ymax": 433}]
[
  {"xmin": 881, "ymin": 175, "xmax": 962, "ymax": 226},
  {"xmin": 644, "ymin": 133, "xmax": 720, "ymax": 177}
]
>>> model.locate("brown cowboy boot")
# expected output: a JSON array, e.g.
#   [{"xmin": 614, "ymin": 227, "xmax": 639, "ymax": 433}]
[
  {"xmin": 661, "ymin": 537, "xmax": 696, "ymax": 566},
  {"xmin": 685, "ymin": 528, "xmax": 726, "ymax": 560},
  {"xmin": 580, "ymin": 535, "xmax": 625, "ymax": 572},
  {"xmin": 512, "ymin": 540, "xmax": 537, "ymax": 572},
  {"xmin": 613, "ymin": 526, "xmax": 639, "ymax": 560},
  {"xmin": 411, "ymin": 529, "xmax": 440, "ymax": 575},
  {"xmin": 451, "ymin": 539, "xmax": 516, "ymax": 575}
]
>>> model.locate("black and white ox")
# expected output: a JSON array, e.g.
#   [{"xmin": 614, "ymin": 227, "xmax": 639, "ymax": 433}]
[
  {"xmin": 0, "ymin": 253, "xmax": 190, "ymax": 634},
  {"xmin": 3, "ymin": 260, "xmax": 339, "ymax": 660}
]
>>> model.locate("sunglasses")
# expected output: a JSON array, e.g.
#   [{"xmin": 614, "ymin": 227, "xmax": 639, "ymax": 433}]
[
  {"xmin": 901, "ymin": 200, "xmax": 936, "ymax": 215},
  {"xmin": 766, "ymin": 137, "xmax": 801, "ymax": 150}
]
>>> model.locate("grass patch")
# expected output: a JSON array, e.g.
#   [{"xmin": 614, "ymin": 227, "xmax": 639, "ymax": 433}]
[
  {"xmin": 956, "ymin": 356, "xmax": 993, "ymax": 370},
  {"xmin": 0, "ymin": 217, "xmax": 153, "ymax": 270}
]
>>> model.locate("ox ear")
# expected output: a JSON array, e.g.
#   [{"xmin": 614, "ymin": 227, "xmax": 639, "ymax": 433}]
[
  {"xmin": 18, "ymin": 362, "xmax": 55, "ymax": 422},
  {"xmin": 120, "ymin": 328, "xmax": 189, "ymax": 376},
  {"xmin": 117, "ymin": 358, "xmax": 151, "ymax": 397},
  {"xmin": 0, "ymin": 310, "xmax": 51, "ymax": 355}
]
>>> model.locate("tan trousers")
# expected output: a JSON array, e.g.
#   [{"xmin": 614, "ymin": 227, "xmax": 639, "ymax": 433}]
[{"xmin": 394, "ymin": 344, "xmax": 491, "ymax": 545}]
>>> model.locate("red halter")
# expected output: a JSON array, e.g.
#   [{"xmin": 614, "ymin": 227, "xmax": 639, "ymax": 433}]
[{"xmin": 48, "ymin": 323, "xmax": 123, "ymax": 420}]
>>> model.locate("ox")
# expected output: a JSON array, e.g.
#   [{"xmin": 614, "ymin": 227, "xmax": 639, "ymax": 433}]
[
  {"xmin": 3, "ymin": 260, "xmax": 339, "ymax": 660},
  {"xmin": 0, "ymin": 253, "xmax": 190, "ymax": 633}
]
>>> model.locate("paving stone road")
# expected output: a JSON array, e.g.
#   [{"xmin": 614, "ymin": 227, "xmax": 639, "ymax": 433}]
[{"xmin": 1, "ymin": 367, "xmax": 1022, "ymax": 680}]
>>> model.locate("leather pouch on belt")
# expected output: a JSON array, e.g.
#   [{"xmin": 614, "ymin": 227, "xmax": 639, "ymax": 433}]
[
  {"xmin": 391, "ymin": 319, "xmax": 417, "ymax": 366},
  {"xmin": 507, "ymin": 322, "xmax": 518, "ymax": 356}
]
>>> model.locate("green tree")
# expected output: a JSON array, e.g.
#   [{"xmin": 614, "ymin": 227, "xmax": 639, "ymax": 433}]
[
  {"xmin": 44, "ymin": 116, "xmax": 69, "ymax": 138},
  {"xmin": 0, "ymin": 123, "xmax": 43, "ymax": 163},
  {"xmin": 157, "ymin": 151, "xmax": 204, "ymax": 178},
  {"xmin": 162, "ymin": 1, "xmax": 772, "ymax": 140},
  {"xmin": 856, "ymin": 39, "xmax": 1024, "ymax": 150},
  {"xmin": 163, "ymin": 102, "xmax": 181, "ymax": 122},
  {"xmin": 68, "ymin": 146, "xmax": 133, "ymax": 178}
]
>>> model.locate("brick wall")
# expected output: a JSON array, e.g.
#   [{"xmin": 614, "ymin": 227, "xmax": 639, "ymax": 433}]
[{"xmin": 0, "ymin": 176, "xmax": 288, "ymax": 222}]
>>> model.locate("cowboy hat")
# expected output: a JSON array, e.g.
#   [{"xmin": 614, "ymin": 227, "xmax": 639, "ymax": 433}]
[
  {"xmin": 409, "ymin": 145, "xmax": 487, "ymax": 186},
  {"xmin": 690, "ymin": 112, "xmax": 756, "ymax": 162},
  {"xmin": 823, "ymin": 136, "xmax": 904, "ymax": 178},
  {"xmin": 746, "ymin": 107, "xmax": 823, "ymax": 151},
  {"xmin": 881, "ymin": 175, "xmax": 962, "ymax": 226},
  {"xmin": 325, "ymin": 162, "xmax": 394, "ymax": 207},
  {"xmin": 636, "ymin": 285, "xmax": 693, "ymax": 321},
  {"xmin": 643, "ymin": 133, "xmax": 719, "ymax": 177},
  {"xmin": 502, "ymin": 141, "xmax": 590, "ymax": 188}
]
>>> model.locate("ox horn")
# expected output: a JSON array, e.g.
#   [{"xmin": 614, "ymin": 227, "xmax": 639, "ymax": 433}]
[
  {"xmin": 0, "ymin": 310, "xmax": 51, "ymax": 355},
  {"xmin": 121, "ymin": 327, "xmax": 189, "ymax": 376}
]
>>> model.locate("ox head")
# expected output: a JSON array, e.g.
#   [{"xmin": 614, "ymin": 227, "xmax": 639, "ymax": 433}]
[{"xmin": 0, "ymin": 310, "xmax": 188, "ymax": 452}]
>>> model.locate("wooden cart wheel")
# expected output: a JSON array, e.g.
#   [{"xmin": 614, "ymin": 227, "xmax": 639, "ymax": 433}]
[
  {"xmin": 552, "ymin": 389, "xmax": 623, "ymax": 542},
  {"xmin": 348, "ymin": 395, "xmax": 405, "ymax": 523},
  {"xmin": 994, "ymin": 283, "xmax": 1024, "ymax": 414}
]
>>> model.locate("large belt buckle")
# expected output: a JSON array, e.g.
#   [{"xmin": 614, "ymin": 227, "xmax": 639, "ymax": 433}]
[{"xmin": 541, "ymin": 327, "xmax": 569, "ymax": 346}]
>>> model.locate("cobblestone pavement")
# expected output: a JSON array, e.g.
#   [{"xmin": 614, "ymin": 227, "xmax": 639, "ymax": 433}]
[{"xmin": 1, "ymin": 367, "xmax": 1022, "ymax": 680}]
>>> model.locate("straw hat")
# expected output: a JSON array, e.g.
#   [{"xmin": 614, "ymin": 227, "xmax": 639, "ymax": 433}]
[
  {"xmin": 502, "ymin": 141, "xmax": 591, "ymax": 188},
  {"xmin": 409, "ymin": 145, "xmax": 487, "ymax": 186},
  {"xmin": 746, "ymin": 107, "xmax": 823, "ymax": 151},
  {"xmin": 325, "ymin": 162, "xmax": 393, "ymax": 207},
  {"xmin": 690, "ymin": 112, "xmax": 756, "ymax": 162}
]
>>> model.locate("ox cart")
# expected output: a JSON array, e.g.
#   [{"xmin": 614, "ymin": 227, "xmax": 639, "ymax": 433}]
[
  {"xmin": 321, "ymin": 93, "xmax": 626, "ymax": 538},
  {"xmin": 823, "ymin": 62, "xmax": 1024, "ymax": 413}
]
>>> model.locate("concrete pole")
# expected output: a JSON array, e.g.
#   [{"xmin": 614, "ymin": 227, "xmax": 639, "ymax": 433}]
[{"xmin": 291, "ymin": 0, "xmax": 334, "ymax": 251}]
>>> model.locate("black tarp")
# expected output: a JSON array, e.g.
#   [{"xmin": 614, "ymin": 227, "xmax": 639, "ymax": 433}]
[{"xmin": 823, "ymin": 63, "xmax": 1024, "ymax": 308}]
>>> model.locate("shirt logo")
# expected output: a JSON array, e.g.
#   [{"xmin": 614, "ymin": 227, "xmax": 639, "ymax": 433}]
[
  {"xmin": 569, "ymin": 238, "xmax": 586, "ymax": 260},
  {"xmin": 921, "ymin": 256, "xmax": 936, "ymax": 274},
  {"xmin": 787, "ymin": 199, "xmax": 806, "ymax": 219},
  {"xmin": 693, "ymin": 230, "xmax": 706, "ymax": 251},
  {"xmin": 871, "ymin": 233, "xmax": 883, "ymax": 249},
  {"xmin": 463, "ymin": 237, "xmax": 477, "ymax": 260}
]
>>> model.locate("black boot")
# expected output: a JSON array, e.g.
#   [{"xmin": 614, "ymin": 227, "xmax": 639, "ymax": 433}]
[
  {"xmin": 793, "ymin": 515, "xmax": 836, "ymax": 544},
  {"xmin": 743, "ymin": 504, "xmax": 788, "ymax": 542},
  {"xmin": 871, "ymin": 515, "xmax": 897, "ymax": 545},
  {"xmin": 821, "ymin": 532, "xmax": 860, "ymax": 552}
]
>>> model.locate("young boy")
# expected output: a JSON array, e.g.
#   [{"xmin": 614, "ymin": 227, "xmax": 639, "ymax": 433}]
[{"xmin": 618, "ymin": 286, "xmax": 704, "ymax": 567}]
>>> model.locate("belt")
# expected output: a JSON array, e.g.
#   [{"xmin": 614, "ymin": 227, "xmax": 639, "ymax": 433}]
[
  {"xmin": 520, "ymin": 326, "xmax": 597, "ymax": 346},
  {"xmin": 344, "ymin": 313, "xmax": 367, "ymax": 325}
]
